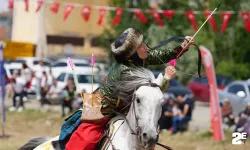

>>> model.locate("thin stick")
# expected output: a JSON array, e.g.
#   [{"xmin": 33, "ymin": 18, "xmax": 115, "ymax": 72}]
[{"xmin": 91, "ymin": 66, "xmax": 94, "ymax": 107}]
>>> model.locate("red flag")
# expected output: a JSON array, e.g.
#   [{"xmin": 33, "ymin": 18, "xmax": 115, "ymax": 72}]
[
  {"xmin": 50, "ymin": 2, "xmax": 60, "ymax": 13},
  {"xmin": 97, "ymin": 8, "xmax": 106, "ymax": 26},
  {"xmin": 151, "ymin": 10, "xmax": 164, "ymax": 27},
  {"xmin": 81, "ymin": 6, "xmax": 91, "ymax": 21},
  {"xmin": 112, "ymin": 8, "xmax": 123, "ymax": 25},
  {"xmin": 133, "ymin": 9, "xmax": 147, "ymax": 23},
  {"xmin": 64, "ymin": 4, "xmax": 74, "ymax": 21},
  {"xmin": 36, "ymin": 0, "xmax": 43, "ymax": 13},
  {"xmin": 200, "ymin": 46, "xmax": 224, "ymax": 142},
  {"xmin": 220, "ymin": 12, "xmax": 232, "ymax": 33},
  {"xmin": 24, "ymin": 0, "xmax": 29, "ymax": 12},
  {"xmin": 185, "ymin": 11, "xmax": 198, "ymax": 31},
  {"xmin": 163, "ymin": 10, "xmax": 175, "ymax": 19},
  {"xmin": 241, "ymin": 11, "xmax": 250, "ymax": 32},
  {"xmin": 8, "ymin": 0, "xmax": 14, "ymax": 9},
  {"xmin": 204, "ymin": 11, "xmax": 217, "ymax": 32}
]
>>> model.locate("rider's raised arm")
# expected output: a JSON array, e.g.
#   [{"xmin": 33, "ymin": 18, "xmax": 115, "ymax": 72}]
[{"xmin": 146, "ymin": 44, "xmax": 183, "ymax": 65}]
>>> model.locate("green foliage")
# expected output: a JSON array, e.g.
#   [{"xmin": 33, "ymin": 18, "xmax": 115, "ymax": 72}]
[{"xmin": 97, "ymin": 0, "xmax": 250, "ymax": 84}]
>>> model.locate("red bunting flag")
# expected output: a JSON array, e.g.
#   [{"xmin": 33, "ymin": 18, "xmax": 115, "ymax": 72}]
[
  {"xmin": 112, "ymin": 8, "xmax": 123, "ymax": 25},
  {"xmin": 50, "ymin": 2, "xmax": 60, "ymax": 13},
  {"xmin": 8, "ymin": 0, "xmax": 14, "ymax": 9},
  {"xmin": 151, "ymin": 10, "xmax": 164, "ymax": 27},
  {"xmin": 133, "ymin": 9, "xmax": 147, "ymax": 23},
  {"xmin": 185, "ymin": 11, "xmax": 198, "ymax": 31},
  {"xmin": 97, "ymin": 8, "xmax": 106, "ymax": 26},
  {"xmin": 220, "ymin": 12, "xmax": 232, "ymax": 33},
  {"xmin": 64, "ymin": 4, "xmax": 74, "ymax": 21},
  {"xmin": 241, "ymin": 11, "xmax": 250, "ymax": 32},
  {"xmin": 163, "ymin": 10, "xmax": 175, "ymax": 19},
  {"xmin": 81, "ymin": 6, "xmax": 91, "ymax": 21},
  {"xmin": 24, "ymin": 0, "xmax": 29, "ymax": 12},
  {"xmin": 204, "ymin": 11, "xmax": 217, "ymax": 32},
  {"xmin": 36, "ymin": 0, "xmax": 43, "ymax": 13}
]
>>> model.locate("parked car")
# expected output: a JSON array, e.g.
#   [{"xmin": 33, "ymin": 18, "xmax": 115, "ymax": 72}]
[
  {"xmin": 56, "ymin": 69, "xmax": 100, "ymax": 93},
  {"xmin": 14, "ymin": 57, "xmax": 52, "ymax": 72},
  {"xmin": 188, "ymin": 75, "xmax": 233, "ymax": 102},
  {"xmin": 51, "ymin": 58, "xmax": 93, "ymax": 78},
  {"xmin": 218, "ymin": 80, "xmax": 250, "ymax": 115}
]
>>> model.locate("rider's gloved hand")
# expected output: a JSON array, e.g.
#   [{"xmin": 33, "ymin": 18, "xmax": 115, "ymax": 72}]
[
  {"xmin": 164, "ymin": 66, "xmax": 176, "ymax": 80},
  {"xmin": 181, "ymin": 36, "xmax": 194, "ymax": 51}
]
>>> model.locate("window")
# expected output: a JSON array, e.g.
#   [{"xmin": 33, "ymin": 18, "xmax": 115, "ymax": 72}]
[
  {"xmin": 57, "ymin": 73, "xmax": 66, "ymax": 82},
  {"xmin": 69, "ymin": 74, "xmax": 100, "ymax": 83},
  {"xmin": 227, "ymin": 84, "xmax": 246, "ymax": 95},
  {"xmin": 74, "ymin": 63, "xmax": 90, "ymax": 67},
  {"xmin": 53, "ymin": 62, "xmax": 67, "ymax": 67},
  {"xmin": 33, "ymin": 61, "xmax": 51, "ymax": 67},
  {"xmin": 14, "ymin": 60, "xmax": 25, "ymax": 63}
]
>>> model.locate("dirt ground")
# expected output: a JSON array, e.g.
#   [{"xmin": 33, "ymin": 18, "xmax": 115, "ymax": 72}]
[{"xmin": 0, "ymin": 109, "xmax": 249, "ymax": 150}]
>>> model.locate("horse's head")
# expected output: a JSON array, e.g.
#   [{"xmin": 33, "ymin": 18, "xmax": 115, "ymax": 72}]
[{"xmin": 131, "ymin": 74, "xmax": 165, "ymax": 149}]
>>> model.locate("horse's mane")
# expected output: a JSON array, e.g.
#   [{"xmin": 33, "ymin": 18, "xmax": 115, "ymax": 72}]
[{"xmin": 103, "ymin": 66, "xmax": 156, "ymax": 103}]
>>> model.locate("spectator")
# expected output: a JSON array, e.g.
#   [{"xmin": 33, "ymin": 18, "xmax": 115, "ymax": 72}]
[
  {"xmin": 159, "ymin": 95, "xmax": 174, "ymax": 131},
  {"xmin": 21, "ymin": 63, "xmax": 32, "ymax": 101},
  {"xmin": 243, "ymin": 102, "xmax": 250, "ymax": 117},
  {"xmin": 46, "ymin": 79, "xmax": 62, "ymax": 104},
  {"xmin": 9, "ymin": 71, "xmax": 26, "ymax": 112},
  {"xmin": 62, "ymin": 85, "xmax": 77, "ymax": 117},
  {"xmin": 72, "ymin": 89, "xmax": 86, "ymax": 110},
  {"xmin": 47, "ymin": 69, "xmax": 54, "ymax": 86},
  {"xmin": 64, "ymin": 78, "xmax": 76, "ymax": 91},
  {"xmin": 33, "ymin": 60, "xmax": 46, "ymax": 100},
  {"xmin": 172, "ymin": 95, "xmax": 194, "ymax": 134},
  {"xmin": 40, "ymin": 71, "xmax": 50, "ymax": 106},
  {"xmin": 221, "ymin": 98, "xmax": 235, "ymax": 127}
]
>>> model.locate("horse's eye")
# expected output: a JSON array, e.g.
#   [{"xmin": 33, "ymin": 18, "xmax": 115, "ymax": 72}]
[{"xmin": 136, "ymin": 98, "xmax": 140, "ymax": 104}]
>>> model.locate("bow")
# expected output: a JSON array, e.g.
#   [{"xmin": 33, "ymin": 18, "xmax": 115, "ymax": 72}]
[{"xmin": 148, "ymin": 2, "xmax": 222, "ymax": 78}]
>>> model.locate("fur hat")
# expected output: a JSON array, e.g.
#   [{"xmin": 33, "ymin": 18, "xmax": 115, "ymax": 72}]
[{"xmin": 111, "ymin": 28, "xmax": 143, "ymax": 58}]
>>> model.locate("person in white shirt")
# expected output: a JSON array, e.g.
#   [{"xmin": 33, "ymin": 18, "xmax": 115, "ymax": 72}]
[
  {"xmin": 46, "ymin": 79, "xmax": 62, "ymax": 104},
  {"xmin": 9, "ymin": 71, "xmax": 26, "ymax": 112},
  {"xmin": 21, "ymin": 63, "xmax": 32, "ymax": 84},
  {"xmin": 33, "ymin": 60, "xmax": 46, "ymax": 100}
]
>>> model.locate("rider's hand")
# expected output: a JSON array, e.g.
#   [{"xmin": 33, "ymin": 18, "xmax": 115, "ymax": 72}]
[
  {"xmin": 181, "ymin": 36, "xmax": 194, "ymax": 50},
  {"xmin": 164, "ymin": 66, "xmax": 176, "ymax": 80}
]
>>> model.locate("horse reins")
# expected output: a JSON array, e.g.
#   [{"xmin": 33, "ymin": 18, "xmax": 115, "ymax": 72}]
[{"xmin": 109, "ymin": 82, "xmax": 173, "ymax": 150}]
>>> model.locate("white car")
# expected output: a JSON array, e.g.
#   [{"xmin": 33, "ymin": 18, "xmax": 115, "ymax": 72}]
[
  {"xmin": 51, "ymin": 58, "xmax": 95, "ymax": 78},
  {"xmin": 4, "ymin": 62, "xmax": 22, "ymax": 80},
  {"xmin": 56, "ymin": 69, "xmax": 100, "ymax": 93},
  {"xmin": 15, "ymin": 57, "xmax": 52, "ymax": 73}
]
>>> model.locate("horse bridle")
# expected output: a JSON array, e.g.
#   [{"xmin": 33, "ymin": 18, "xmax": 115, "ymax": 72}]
[{"xmin": 112, "ymin": 82, "xmax": 173, "ymax": 150}]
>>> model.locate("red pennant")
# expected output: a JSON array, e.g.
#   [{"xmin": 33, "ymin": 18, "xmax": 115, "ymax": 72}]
[
  {"xmin": 185, "ymin": 11, "xmax": 198, "ymax": 31},
  {"xmin": 8, "ymin": 0, "xmax": 14, "ymax": 9},
  {"xmin": 133, "ymin": 9, "xmax": 147, "ymax": 23},
  {"xmin": 50, "ymin": 2, "xmax": 60, "ymax": 13},
  {"xmin": 97, "ymin": 8, "xmax": 106, "ymax": 26},
  {"xmin": 112, "ymin": 8, "xmax": 123, "ymax": 25},
  {"xmin": 204, "ymin": 11, "xmax": 217, "ymax": 32},
  {"xmin": 81, "ymin": 6, "xmax": 91, "ymax": 21},
  {"xmin": 24, "ymin": 0, "xmax": 29, "ymax": 12},
  {"xmin": 36, "ymin": 0, "xmax": 43, "ymax": 13},
  {"xmin": 241, "ymin": 11, "xmax": 250, "ymax": 32},
  {"xmin": 64, "ymin": 4, "xmax": 74, "ymax": 21},
  {"xmin": 163, "ymin": 10, "xmax": 175, "ymax": 19},
  {"xmin": 151, "ymin": 10, "xmax": 164, "ymax": 27},
  {"xmin": 220, "ymin": 12, "xmax": 232, "ymax": 33}
]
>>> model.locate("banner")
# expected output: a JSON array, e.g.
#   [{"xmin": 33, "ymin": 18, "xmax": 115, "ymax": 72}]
[
  {"xmin": 3, "ymin": 41, "xmax": 35, "ymax": 60},
  {"xmin": 0, "ymin": 42, "xmax": 6, "ymax": 124},
  {"xmin": 200, "ymin": 46, "xmax": 224, "ymax": 142}
]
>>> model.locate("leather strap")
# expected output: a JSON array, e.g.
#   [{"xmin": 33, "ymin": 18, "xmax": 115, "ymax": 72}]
[{"xmin": 157, "ymin": 142, "xmax": 173, "ymax": 150}]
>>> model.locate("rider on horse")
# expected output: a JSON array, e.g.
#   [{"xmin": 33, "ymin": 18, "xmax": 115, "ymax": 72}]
[{"xmin": 60, "ymin": 28, "xmax": 194, "ymax": 150}]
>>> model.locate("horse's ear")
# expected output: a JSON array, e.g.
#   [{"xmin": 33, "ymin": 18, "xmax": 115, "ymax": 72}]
[{"xmin": 153, "ymin": 73, "xmax": 164, "ymax": 87}]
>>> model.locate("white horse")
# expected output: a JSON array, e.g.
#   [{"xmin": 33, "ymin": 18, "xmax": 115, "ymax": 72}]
[{"xmin": 20, "ymin": 67, "xmax": 170, "ymax": 150}]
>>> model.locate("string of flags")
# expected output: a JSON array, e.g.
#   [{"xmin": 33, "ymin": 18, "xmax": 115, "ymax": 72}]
[{"xmin": 8, "ymin": 0, "xmax": 250, "ymax": 33}]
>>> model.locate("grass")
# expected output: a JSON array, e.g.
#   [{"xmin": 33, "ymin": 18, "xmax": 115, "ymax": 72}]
[{"xmin": 0, "ymin": 109, "xmax": 249, "ymax": 150}]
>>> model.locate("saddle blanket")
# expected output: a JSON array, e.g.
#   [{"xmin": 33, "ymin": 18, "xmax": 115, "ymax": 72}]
[{"xmin": 34, "ymin": 136, "xmax": 59, "ymax": 150}]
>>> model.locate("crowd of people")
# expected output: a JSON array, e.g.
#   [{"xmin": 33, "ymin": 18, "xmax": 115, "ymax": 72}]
[
  {"xmin": 159, "ymin": 94, "xmax": 195, "ymax": 134},
  {"xmin": 221, "ymin": 98, "xmax": 250, "ymax": 135},
  {"xmin": 6, "ymin": 60, "xmax": 84, "ymax": 117}
]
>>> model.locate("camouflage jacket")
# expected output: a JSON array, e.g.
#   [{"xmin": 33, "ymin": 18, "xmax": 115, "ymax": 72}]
[{"xmin": 99, "ymin": 45, "xmax": 183, "ymax": 117}]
